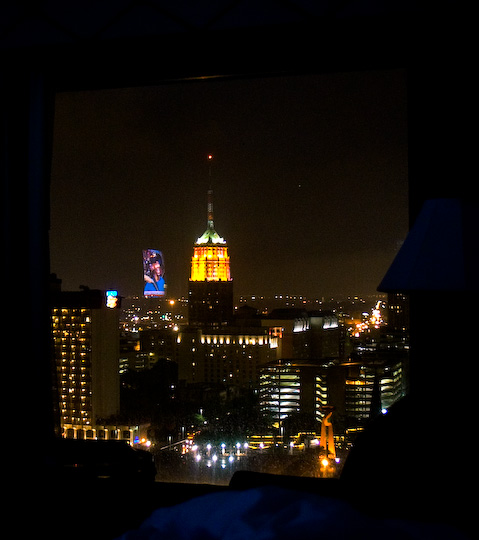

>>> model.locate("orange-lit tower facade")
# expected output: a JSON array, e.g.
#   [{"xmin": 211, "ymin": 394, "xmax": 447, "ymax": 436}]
[
  {"xmin": 188, "ymin": 162, "xmax": 233, "ymax": 326},
  {"xmin": 190, "ymin": 188, "xmax": 231, "ymax": 282}
]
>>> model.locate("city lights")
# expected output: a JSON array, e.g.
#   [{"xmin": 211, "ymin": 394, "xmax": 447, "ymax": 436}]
[
  {"xmin": 52, "ymin": 192, "xmax": 407, "ymax": 486},
  {"xmin": 46, "ymin": 66, "xmax": 414, "ymax": 503},
  {"xmin": 347, "ymin": 299, "xmax": 387, "ymax": 337}
]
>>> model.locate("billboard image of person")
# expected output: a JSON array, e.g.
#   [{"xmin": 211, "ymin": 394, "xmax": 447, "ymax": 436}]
[{"xmin": 143, "ymin": 249, "xmax": 166, "ymax": 297}]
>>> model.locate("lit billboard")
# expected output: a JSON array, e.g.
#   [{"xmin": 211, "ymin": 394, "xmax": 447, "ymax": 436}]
[
  {"xmin": 106, "ymin": 290, "xmax": 119, "ymax": 308},
  {"xmin": 143, "ymin": 249, "xmax": 166, "ymax": 297}
]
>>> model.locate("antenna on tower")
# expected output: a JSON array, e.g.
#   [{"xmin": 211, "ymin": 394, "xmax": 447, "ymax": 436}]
[
  {"xmin": 207, "ymin": 154, "xmax": 213, "ymax": 183},
  {"xmin": 207, "ymin": 154, "xmax": 214, "ymax": 229}
]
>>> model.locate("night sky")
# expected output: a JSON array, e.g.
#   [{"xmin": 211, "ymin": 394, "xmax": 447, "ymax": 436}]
[{"xmin": 50, "ymin": 69, "xmax": 408, "ymax": 300}]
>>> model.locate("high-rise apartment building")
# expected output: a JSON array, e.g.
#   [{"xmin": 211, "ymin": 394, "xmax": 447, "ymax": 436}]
[
  {"xmin": 51, "ymin": 279, "xmax": 123, "ymax": 440},
  {"xmin": 387, "ymin": 292, "xmax": 410, "ymax": 332},
  {"xmin": 188, "ymin": 188, "xmax": 233, "ymax": 326}
]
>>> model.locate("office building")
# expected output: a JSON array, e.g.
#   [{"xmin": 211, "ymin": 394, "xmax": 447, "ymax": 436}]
[
  {"xmin": 326, "ymin": 356, "xmax": 406, "ymax": 422},
  {"xmin": 176, "ymin": 325, "xmax": 278, "ymax": 388},
  {"xmin": 259, "ymin": 360, "xmax": 328, "ymax": 424},
  {"xmin": 262, "ymin": 308, "xmax": 345, "ymax": 361},
  {"xmin": 188, "ymin": 188, "xmax": 233, "ymax": 326}
]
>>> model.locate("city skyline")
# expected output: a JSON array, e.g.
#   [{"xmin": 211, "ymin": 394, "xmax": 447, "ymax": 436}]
[{"xmin": 50, "ymin": 69, "xmax": 408, "ymax": 299}]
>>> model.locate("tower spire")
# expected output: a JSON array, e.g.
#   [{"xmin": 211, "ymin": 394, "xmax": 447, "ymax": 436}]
[
  {"xmin": 195, "ymin": 154, "xmax": 225, "ymax": 245},
  {"xmin": 207, "ymin": 154, "xmax": 214, "ymax": 229},
  {"xmin": 207, "ymin": 188, "xmax": 214, "ymax": 230}
]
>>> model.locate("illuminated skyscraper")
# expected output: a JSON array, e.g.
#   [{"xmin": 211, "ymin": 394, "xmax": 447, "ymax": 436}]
[
  {"xmin": 50, "ymin": 280, "xmax": 131, "ymax": 441},
  {"xmin": 188, "ymin": 186, "xmax": 233, "ymax": 326}
]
